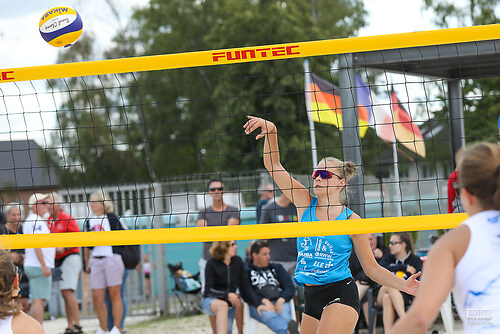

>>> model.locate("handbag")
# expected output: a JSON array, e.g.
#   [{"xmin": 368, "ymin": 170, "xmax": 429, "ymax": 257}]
[{"xmin": 108, "ymin": 213, "xmax": 141, "ymax": 269}]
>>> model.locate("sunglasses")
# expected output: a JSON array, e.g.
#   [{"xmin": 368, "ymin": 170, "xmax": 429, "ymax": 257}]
[
  {"xmin": 389, "ymin": 241, "xmax": 402, "ymax": 246},
  {"xmin": 209, "ymin": 187, "xmax": 224, "ymax": 192},
  {"xmin": 230, "ymin": 242, "xmax": 236, "ymax": 246},
  {"xmin": 312, "ymin": 170, "xmax": 342, "ymax": 180}
]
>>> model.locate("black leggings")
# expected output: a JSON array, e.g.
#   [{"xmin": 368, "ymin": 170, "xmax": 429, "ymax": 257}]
[{"xmin": 304, "ymin": 277, "xmax": 360, "ymax": 321}]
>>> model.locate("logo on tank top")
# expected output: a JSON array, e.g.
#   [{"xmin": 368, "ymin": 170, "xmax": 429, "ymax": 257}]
[{"xmin": 487, "ymin": 215, "xmax": 499, "ymax": 224}]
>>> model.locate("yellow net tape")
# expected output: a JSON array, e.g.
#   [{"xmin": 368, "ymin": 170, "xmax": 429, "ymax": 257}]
[
  {"xmin": 0, "ymin": 24, "xmax": 499, "ymax": 83},
  {"xmin": 0, "ymin": 213, "xmax": 466, "ymax": 249}
]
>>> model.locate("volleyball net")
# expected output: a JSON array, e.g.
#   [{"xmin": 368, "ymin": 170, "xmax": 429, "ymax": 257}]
[{"xmin": 1, "ymin": 24, "xmax": 499, "ymax": 249}]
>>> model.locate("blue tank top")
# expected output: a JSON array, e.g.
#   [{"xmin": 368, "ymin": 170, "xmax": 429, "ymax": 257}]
[{"xmin": 293, "ymin": 196, "xmax": 353, "ymax": 286}]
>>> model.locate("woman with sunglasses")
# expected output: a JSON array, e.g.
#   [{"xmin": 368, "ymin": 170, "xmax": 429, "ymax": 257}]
[
  {"xmin": 243, "ymin": 116, "xmax": 420, "ymax": 334},
  {"xmin": 376, "ymin": 233, "xmax": 422, "ymax": 333},
  {"xmin": 0, "ymin": 249, "xmax": 44, "ymax": 334},
  {"xmin": 390, "ymin": 142, "xmax": 500, "ymax": 334},
  {"xmin": 201, "ymin": 240, "xmax": 249, "ymax": 334}
]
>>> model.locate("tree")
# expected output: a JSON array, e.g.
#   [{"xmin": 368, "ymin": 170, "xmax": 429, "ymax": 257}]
[
  {"xmin": 423, "ymin": 1, "xmax": 500, "ymax": 147},
  {"xmin": 52, "ymin": 0, "xmax": 368, "ymax": 185}
]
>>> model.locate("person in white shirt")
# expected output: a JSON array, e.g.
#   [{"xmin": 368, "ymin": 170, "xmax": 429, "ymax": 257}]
[
  {"xmin": 84, "ymin": 190, "xmax": 124, "ymax": 334},
  {"xmin": 0, "ymin": 249, "xmax": 44, "ymax": 334},
  {"xmin": 390, "ymin": 142, "xmax": 500, "ymax": 334},
  {"xmin": 22, "ymin": 193, "xmax": 55, "ymax": 324}
]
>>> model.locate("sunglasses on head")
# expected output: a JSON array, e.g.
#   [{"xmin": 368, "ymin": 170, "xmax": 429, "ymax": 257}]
[
  {"xmin": 209, "ymin": 187, "xmax": 224, "ymax": 192},
  {"xmin": 312, "ymin": 170, "xmax": 342, "ymax": 180}
]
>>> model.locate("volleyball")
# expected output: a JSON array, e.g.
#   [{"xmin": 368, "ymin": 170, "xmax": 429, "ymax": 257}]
[{"xmin": 39, "ymin": 6, "xmax": 83, "ymax": 47}]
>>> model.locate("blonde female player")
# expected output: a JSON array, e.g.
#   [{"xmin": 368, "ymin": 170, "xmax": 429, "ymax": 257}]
[
  {"xmin": 390, "ymin": 142, "xmax": 500, "ymax": 334},
  {"xmin": 244, "ymin": 116, "xmax": 420, "ymax": 334}
]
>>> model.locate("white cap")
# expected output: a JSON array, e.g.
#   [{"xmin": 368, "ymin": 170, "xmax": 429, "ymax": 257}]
[{"xmin": 28, "ymin": 193, "xmax": 50, "ymax": 207}]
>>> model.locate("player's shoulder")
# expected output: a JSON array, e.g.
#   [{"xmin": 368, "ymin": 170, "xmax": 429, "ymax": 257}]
[{"xmin": 12, "ymin": 312, "xmax": 44, "ymax": 334}]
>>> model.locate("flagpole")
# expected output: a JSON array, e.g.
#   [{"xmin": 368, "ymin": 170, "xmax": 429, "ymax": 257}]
[
  {"xmin": 392, "ymin": 132, "xmax": 403, "ymax": 217},
  {"xmin": 304, "ymin": 60, "xmax": 318, "ymax": 168}
]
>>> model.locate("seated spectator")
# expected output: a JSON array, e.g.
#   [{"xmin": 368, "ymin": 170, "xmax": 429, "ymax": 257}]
[
  {"xmin": 0, "ymin": 249, "xmax": 44, "ymax": 334},
  {"xmin": 243, "ymin": 240, "xmax": 297, "ymax": 334},
  {"xmin": 349, "ymin": 233, "xmax": 390, "ymax": 333},
  {"xmin": 376, "ymin": 233, "xmax": 422, "ymax": 333},
  {"xmin": 201, "ymin": 241, "xmax": 248, "ymax": 334}
]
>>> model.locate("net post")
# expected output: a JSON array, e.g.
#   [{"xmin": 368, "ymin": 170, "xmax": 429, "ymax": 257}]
[
  {"xmin": 152, "ymin": 182, "xmax": 170, "ymax": 315},
  {"xmin": 448, "ymin": 80, "xmax": 465, "ymax": 166},
  {"xmin": 338, "ymin": 53, "xmax": 365, "ymax": 217}
]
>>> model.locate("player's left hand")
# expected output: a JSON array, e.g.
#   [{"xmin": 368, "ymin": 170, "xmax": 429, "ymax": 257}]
[{"xmin": 404, "ymin": 272, "xmax": 421, "ymax": 295}]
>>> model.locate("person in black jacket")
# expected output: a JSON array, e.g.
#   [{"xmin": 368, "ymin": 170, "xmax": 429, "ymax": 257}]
[
  {"xmin": 376, "ymin": 233, "xmax": 423, "ymax": 333},
  {"xmin": 201, "ymin": 240, "xmax": 248, "ymax": 334},
  {"xmin": 243, "ymin": 240, "xmax": 297, "ymax": 334}
]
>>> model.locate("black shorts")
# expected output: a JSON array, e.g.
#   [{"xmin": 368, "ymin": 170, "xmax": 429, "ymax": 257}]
[{"xmin": 304, "ymin": 277, "xmax": 360, "ymax": 320}]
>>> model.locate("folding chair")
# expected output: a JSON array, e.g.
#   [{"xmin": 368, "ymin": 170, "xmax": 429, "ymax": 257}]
[{"xmin": 167, "ymin": 262, "xmax": 203, "ymax": 318}]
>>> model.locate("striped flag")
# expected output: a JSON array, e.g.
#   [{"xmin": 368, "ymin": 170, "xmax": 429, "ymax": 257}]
[
  {"xmin": 356, "ymin": 75, "xmax": 395, "ymax": 143},
  {"xmin": 306, "ymin": 72, "xmax": 369, "ymax": 137},
  {"xmin": 390, "ymin": 89, "xmax": 426, "ymax": 158}
]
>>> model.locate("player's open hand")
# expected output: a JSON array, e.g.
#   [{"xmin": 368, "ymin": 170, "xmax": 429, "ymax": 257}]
[
  {"xmin": 404, "ymin": 271, "xmax": 421, "ymax": 296},
  {"xmin": 243, "ymin": 116, "xmax": 277, "ymax": 140}
]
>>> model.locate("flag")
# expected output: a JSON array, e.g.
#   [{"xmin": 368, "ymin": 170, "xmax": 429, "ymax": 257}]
[
  {"xmin": 306, "ymin": 72, "xmax": 369, "ymax": 137},
  {"xmin": 356, "ymin": 75, "xmax": 395, "ymax": 143},
  {"xmin": 390, "ymin": 89, "xmax": 426, "ymax": 158}
]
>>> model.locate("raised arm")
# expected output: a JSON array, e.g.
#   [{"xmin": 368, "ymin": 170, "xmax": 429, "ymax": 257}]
[{"xmin": 244, "ymin": 116, "xmax": 311, "ymax": 209}]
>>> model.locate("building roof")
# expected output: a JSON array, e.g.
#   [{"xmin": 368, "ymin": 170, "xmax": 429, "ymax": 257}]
[
  {"xmin": 352, "ymin": 39, "xmax": 500, "ymax": 79},
  {"xmin": 0, "ymin": 140, "xmax": 59, "ymax": 189}
]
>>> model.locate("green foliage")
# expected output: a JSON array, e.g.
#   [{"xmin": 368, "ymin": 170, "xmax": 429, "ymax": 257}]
[{"xmin": 50, "ymin": 0, "xmax": 367, "ymax": 184}]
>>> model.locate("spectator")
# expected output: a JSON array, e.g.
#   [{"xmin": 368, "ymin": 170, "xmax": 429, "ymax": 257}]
[
  {"xmin": 47, "ymin": 193, "xmax": 83, "ymax": 334},
  {"xmin": 142, "ymin": 254, "xmax": 151, "ymax": 300},
  {"xmin": 243, "ymin": 240, "xmax": 297, "ymax": 334},
  {"xmin": 84, "ymin": 190, "xmax": 123, "ymax": 334},
  {"xmin": 448, "ymin": 149, "xmax": 465, "ymax": 213},
  {"xmin": 377, "ymin": 233, "xmax": 422, "ymax": 333},
  {"xmin": 0, "ymin": 249, "xmax": 44, "ymax": 334},
  {"xmin": 0, "ymin": 202, "xmax": 29, "ymax": 312},
  {"xmin": 196, "ymin": 179, "xmax": 240, "ymax": 293},
  {"xmin": 201, "ymin": 241, "xmax": 248, "ymax": 334},
  {"xmin": 256, "ymin": 184, "xmax": 274, "ymax": 223},
  {"xmin": 23, "ymin": 193, "xmax": 55, "ymax": 324},
  {"xmin": 105, "ymin": 213, "xmax": 135, "ymax": 333},
  {"xmin": 349, "ymin": 233, "xmax": 390, "ymax": 333},
  {"xmin": 259, "ymin": 193, "xmax": 298, "ymax": 277}
]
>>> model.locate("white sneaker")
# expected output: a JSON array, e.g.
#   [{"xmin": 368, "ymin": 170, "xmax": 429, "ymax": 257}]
[
  {"xmin": 95, "ymin": 329, "xmax": 108, "ymax": 334},
  {"xmin": 109, "ymin": 326, "xmax": 121, "ymax": 334}
]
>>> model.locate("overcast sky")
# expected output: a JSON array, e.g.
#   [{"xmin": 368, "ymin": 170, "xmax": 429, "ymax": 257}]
[{"xmin": 0, "ymin": 0, "xmax": 439, "ymax": 69}]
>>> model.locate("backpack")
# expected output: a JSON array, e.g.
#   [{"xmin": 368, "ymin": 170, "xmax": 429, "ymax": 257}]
[{"xmin": 108, "ymin": 213, "xmax": 141, "ymax": 269}]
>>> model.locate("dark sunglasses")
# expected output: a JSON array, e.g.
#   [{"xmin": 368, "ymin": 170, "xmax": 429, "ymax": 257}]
[
  {"xmin": 389, "ymin": 241, "xmax": 402, "ymax": 246},
  {"xmin": 209, "ymin": 187, "xmax": 224, "ymax": 192},
  {"xmin": 312, "ymin": 170, "xmax": 342, "ymax": 180}
]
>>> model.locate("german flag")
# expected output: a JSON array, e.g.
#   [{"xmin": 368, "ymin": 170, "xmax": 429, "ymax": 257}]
[{"xmin": 306, "ymin": 72, "xmax": 369, "ymax": 137}]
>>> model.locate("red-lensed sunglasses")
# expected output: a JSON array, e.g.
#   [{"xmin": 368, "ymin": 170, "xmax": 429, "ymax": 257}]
[{"xmin": 312, "ymin": 170, "xmax": 342, "ymax": 180}]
